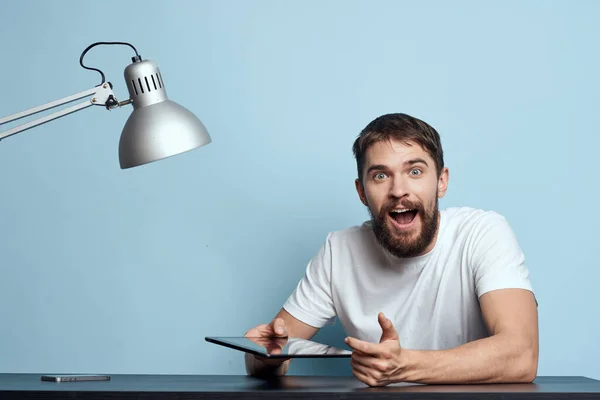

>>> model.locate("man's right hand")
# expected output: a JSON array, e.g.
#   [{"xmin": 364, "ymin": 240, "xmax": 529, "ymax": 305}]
[
  {"xmin": 244, "ymin": 318, "xmax": 290, "ymax": 367},
  {"xmin": 243, "ymin": 309, "xmax": 320, "ymax": 378},
  {"xmin": 245, "ymin": 317, "xmax": 288, "ymax": 338}
]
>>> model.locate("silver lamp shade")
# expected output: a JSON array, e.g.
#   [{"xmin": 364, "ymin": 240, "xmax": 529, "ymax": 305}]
[{"xmin": 118, "ymin": 58, "xmax": 211, "ymax": 169}]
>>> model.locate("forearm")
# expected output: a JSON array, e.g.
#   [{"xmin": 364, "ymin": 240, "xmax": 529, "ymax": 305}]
[
  {"xmin": 245, "ymin": 353, "xmax": 290, "ymax": 378},
  {"xmin": 398, "ymin": 333, "xmax": 538, "ymax": 384}
]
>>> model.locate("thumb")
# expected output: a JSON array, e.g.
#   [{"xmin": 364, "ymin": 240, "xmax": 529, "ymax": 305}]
[
  {"xmin": 269, "ymin": 318, "xmax": 288, "ymax": 337},
  {"xmin": 378, "ymin": 312, "xmax": 399, "ymax": 343}
]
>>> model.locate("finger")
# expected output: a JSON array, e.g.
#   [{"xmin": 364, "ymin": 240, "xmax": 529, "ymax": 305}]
[
  {"xmin": 378, "ymin": 312, "xmax": 399, "ymax": 342},
  {"xmin": 244, "ymin": 324, "xmax": 269, "ymax": 337},
  {"xmin": 248, "ymin": 330, "xmax": 275, "ymax": 341},
  {"xmin": 345, "ymin": 337, "xmax": 372, "ymax": 353},
  {"xmin": 350, "ymin": 353, "xmax": 371, "ymax": 370},
  {"xmin": 352, "ymin": 352, "xmax": 389, "ymax": 373},
  {"xmin": 345, "ymin": 337, "xmax": 393, "ymax": 358},
  {"xmin": 350, "ymin": 358, "xmax": 370, "ymax": 379},
  {"xmin": 270, "ymin": 318, "xmax": 288, "ymax": 336},
  {"xmin": 351, "ymin": 367, "xmax": 368, "ymax": 385},
  {"xmin": 351, "ymin": 367, "xmax": 379, "ymax": 387},
  {"xmin": 350, "ymin": 358, "xmax": 369, "ymax": 375},
  {"xmin": 351, "ymin": 351, "xmax": 386, "ymax": 386}
]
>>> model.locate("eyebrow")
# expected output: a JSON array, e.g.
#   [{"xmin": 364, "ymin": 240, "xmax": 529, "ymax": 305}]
[
  {"xmin": 365, "ymin": 158, "xmax": 429, "ymax": 175},
  {"xmin": 366, "ymin": 164, "xmax": 389, "ymax": 175},
  {"xmin": 405, "ymin": 158, "xmax": 429, "ymax": 167}
]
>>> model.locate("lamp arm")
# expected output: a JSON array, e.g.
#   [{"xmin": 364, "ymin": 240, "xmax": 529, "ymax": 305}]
[{"xmin": 0, "ymin": 83, "xmax": 121, "ymax": 141}]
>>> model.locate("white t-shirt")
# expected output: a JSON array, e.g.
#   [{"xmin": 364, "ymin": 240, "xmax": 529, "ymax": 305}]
[{"xmin": 282, "ymin": 207, "xmax": 534, "ymax": 351}]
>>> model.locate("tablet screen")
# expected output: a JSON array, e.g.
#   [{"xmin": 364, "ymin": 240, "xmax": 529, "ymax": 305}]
[{"xmin": 205, "ymin": 336, "xmax": 352, "ymax": 358}]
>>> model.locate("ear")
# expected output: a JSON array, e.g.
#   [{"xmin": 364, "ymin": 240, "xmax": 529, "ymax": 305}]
[
  {"xmin": 437, "ymin": 167, "xmax": 449, "ymax": 198},
  {"xmin": 355, "ymin": 178, "xmax": 368, "ymax": 207}
]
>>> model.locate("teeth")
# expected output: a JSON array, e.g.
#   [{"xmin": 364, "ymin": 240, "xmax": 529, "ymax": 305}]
[{"xmin": 391, "ymin": 209, "xmax": 413, "ymax": 213}]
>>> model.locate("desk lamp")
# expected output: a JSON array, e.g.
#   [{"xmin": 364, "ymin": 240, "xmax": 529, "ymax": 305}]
[{"xmin": 0, "ymin": 41, "xmax": 211, "ymax": 169}]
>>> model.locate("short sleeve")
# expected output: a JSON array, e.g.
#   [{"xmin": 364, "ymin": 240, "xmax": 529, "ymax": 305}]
[
  {"xmin": 469, "ymin": 212, "xmax": 535, "ymax": 299},
  {"xmin": 283, "ymin": 234, "xmax": 336, "ymax": 328}
]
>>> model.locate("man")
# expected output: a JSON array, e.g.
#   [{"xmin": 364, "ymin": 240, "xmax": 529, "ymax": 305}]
[{"xmin": 244, "ymin": 113, "xmax": 538, "ymax": 386}]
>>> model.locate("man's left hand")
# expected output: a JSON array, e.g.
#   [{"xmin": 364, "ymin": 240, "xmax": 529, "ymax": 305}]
[{"xmin": 345, "ymin": 312, "xmax": 405, "ymax": 387}]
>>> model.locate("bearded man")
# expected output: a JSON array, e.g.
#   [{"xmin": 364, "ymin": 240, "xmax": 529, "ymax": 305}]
[{"xmin": 244, "ymin": 113, "xmax": 538, "ymax": 387}]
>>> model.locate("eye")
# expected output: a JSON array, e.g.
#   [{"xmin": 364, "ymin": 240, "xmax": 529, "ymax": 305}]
[
  {"xmin": 373, "ymin": 172, "xmax": 388, "ymax": 180},
  {"xmin": 409, "ymin": 168, "xmax": 422, "ymax": 176}
]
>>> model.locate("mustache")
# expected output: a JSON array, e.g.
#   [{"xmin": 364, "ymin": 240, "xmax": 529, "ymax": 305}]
[{"xmin": 383, "ymin": 200, "xmax": 423, "ymax": 212}]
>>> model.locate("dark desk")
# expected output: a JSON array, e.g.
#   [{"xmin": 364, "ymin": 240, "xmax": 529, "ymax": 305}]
[{"xmin": 1, "ymin": 374, "xmax": 600, "ymax": 400}]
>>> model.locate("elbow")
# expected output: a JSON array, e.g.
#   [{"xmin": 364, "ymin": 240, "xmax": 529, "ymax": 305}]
[
  {"xmin": 512, "ymin": 346, "xmax": 539, "ymax": 383},
  {"xmin": 522, "ymin": 355, "xmax": 538, "ymax": 383},
  {"xmin": 517, "ymin": 364, "xmax": 537, "ymax": 383}
]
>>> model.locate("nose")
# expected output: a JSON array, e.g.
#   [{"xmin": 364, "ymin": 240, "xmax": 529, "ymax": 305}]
[{"xmin": 389, "ymin": 176, "xmax": 409, "ymax": 199}]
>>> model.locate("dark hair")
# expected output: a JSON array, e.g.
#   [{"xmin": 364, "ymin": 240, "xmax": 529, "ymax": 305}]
[{"xmin": 352, "ymin": 113, "xmax": 444, "ymax": 180}]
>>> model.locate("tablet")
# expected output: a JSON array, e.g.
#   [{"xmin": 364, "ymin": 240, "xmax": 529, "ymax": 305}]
[{"xmin": 205, "ymin": 336, "xmax": 352, "ymax": 358}]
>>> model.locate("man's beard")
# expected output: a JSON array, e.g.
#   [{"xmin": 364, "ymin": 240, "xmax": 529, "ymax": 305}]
[{"xmin": 368, "ymin": 195, "xmax": 439, "ymax": 258}]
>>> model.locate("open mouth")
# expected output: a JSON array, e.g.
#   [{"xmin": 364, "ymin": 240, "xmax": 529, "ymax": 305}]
[{"xmin": 389, "ymin": 209, "xmax": 418, "ymax": 226}]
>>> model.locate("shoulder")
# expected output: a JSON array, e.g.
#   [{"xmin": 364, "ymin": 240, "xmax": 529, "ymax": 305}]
[
  {"xmin": 441, "ymin": 206, "xmax": 513, "ymax": 237},
  {"xmin": 439, "ymin": 206, "xmax": 520, "ymax": 256},
  {"xmin": 313, "ymin": 222, "xmax": 382, "ymax": 262},
  {"xmin": 441, "ymin": 206, "xmax": 522, "ymax": 263},
  {"xmin": 326, "ymin": 221, "xmax": 376, "ymax": 248}
]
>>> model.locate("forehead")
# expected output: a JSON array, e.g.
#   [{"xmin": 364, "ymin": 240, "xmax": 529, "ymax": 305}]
[{"xmin": 364, "ymin": 139, "xmax": 432, "ymax": 165}]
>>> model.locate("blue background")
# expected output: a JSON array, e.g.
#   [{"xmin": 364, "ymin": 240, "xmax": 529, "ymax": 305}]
[{"xmin": 0, "ymin": 0, "xmax": 597, "ymax": 379}]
